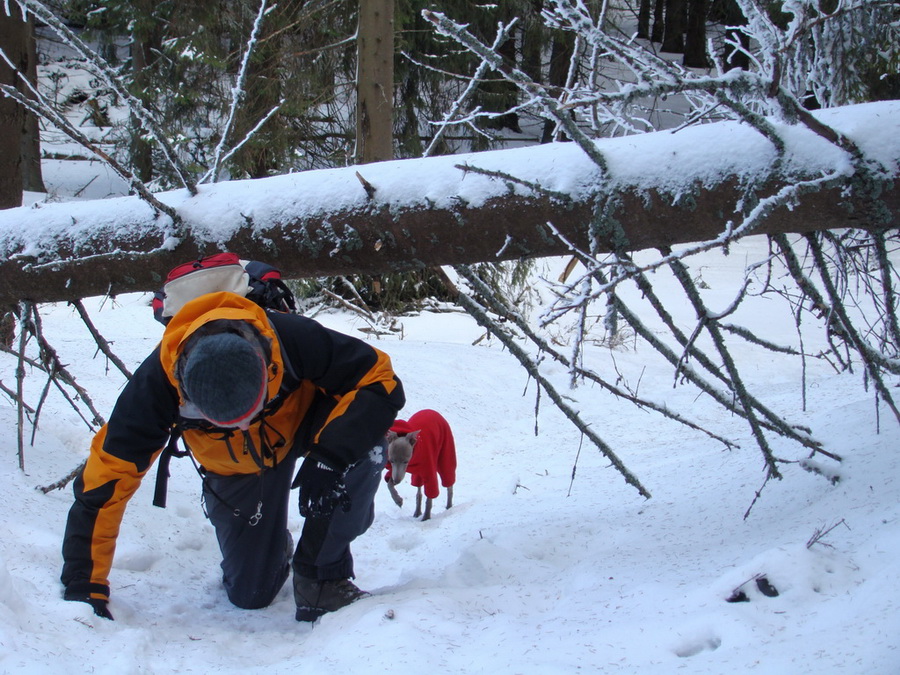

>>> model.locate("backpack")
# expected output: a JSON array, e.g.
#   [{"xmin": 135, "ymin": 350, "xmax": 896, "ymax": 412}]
[
  {"xmin": 151, "ymin": 252, "xmax": 298, "ymax": 508},
  {"xmin": 151, "ymin": 252, "xmax": 296, "ymax": 325}
]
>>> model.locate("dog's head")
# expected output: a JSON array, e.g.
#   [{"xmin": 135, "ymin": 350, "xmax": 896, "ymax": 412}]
[{"xmin": 386, "ymin": 429, "xmax": 420, "ymax": 484}]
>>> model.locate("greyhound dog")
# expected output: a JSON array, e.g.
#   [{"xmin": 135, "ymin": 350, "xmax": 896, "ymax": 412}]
[{"xmin": 385, "ymin": 409, "xmax": 456, "ymax": 521}]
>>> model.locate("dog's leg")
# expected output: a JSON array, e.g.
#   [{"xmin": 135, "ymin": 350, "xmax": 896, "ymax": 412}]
[
  {"xmin": 414, "ymin": 487, "xmax": 423, "ymax": 518},
  {"xmin": 422, "ymin": 496, "xmax": 433, "ymax": 521},
  {"xmin": 387, "ymin": 480, "xmax": 403, "ymax": 507},
  {"xmin": 446, "ymin": 485, "xmax": 453, "ymax": 510}
]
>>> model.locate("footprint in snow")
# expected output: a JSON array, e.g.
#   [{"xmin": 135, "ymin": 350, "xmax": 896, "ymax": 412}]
[{"xmin": 674, "ymin": 634, "xmax": 722, "ymax": 658}]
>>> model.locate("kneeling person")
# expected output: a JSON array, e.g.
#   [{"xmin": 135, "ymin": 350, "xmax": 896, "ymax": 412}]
[{"xmin": 61, "ymin": 291, "xmax": 405, "ymax": 622}]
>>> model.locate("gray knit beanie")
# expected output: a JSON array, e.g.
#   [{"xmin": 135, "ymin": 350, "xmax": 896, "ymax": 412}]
[{"xmin": 180, "ymin": 332, "xmax": 267, "ymax": 426}]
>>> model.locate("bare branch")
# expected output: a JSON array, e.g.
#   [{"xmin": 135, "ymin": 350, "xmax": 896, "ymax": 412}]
[
  {"xmin": 71, "ymin": 301, "xmax": 133, "ymax": 380},
  {"xmin": 202, "ymin": 0, "xmax": 274, "ymax": 184},
  {"xmin": 454, "ymin": 285, "xmax": 653, "ymax": 499}
]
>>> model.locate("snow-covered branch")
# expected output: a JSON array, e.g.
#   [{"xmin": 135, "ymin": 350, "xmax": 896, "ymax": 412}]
[{"xmin": 423, "ymin": 0, "xmax": 898, "ymax": 497}]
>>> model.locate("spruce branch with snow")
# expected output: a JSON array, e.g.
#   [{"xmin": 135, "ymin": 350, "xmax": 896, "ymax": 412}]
[{"xmin": 425, "ymin": 0, "xmax": 897, "ymax": 502}]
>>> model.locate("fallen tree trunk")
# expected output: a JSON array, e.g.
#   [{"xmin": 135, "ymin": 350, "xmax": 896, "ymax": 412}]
[{"xmin": 0, "ymin": 101, "xmax": 897, "ymax": 308}]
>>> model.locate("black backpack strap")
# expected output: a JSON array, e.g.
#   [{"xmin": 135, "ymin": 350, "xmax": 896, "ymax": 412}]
[
  {"xmin": 244, "ymin": 260, "xmax": 297, "ymax": 313},
  {"xmin": 153, "ymin": 427, "xmax": 190, "ymax": 508}
]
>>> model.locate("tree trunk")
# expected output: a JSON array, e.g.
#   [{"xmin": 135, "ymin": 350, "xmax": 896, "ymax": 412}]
[
  {"xmin": 0, "ymin": 7, "xmax": 26, "ymax": 209},
  {"xmin": 356, "ymin": 0, "xmax": 394, "ymax": 164},
  {"xmin": 521, "ymin": 1, "xmax": 544, "ymax": 84},
  {"xmin": 651, "ymin": 0, "xmax": 666, "ymax": 43},
  {"xmin": 542, "ymin": 30, "xmax": 575, "ymax": 144},
  {"xmin": 661, "ymin": 0, "xmax": 686, "ymax": 53},
  {"xmin": 129, "ymin": 1, "xmax": 161, "ymax": 185},
  {"xmin": 235, "ymin": 52, "xmax": 283, "ymax": 178},
  {"xmin": 683, "ymin": 0, "xmax": 708, "ymax": 68},
  {"xmin": 20, "ymin": 14, "xmax": 44, "ymax": 194},
  {"xmin": 0, "ymin": 112, "xmax": 896, "ymax": 309},
  {"xmin": 477, "ymin": 36, "xmax": 522, "ymax": 137},
  {"xmin": 638, "ymin": 0, "xmax": 653, "ymax": 39}
]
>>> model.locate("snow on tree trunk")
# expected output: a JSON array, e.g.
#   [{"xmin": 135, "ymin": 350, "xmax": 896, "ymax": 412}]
[{"xmin": 0, "ymin": 102, "xmax": 897, "ymax": 308}]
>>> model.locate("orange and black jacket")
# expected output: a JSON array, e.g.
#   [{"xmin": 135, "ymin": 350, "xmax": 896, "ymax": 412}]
[{"xmin": 61, "ymin": 292, "xmax": 404, "ymax": 604}]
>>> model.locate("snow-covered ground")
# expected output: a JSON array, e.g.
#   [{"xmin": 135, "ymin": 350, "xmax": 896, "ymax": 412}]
[{"xmin": 0, "ymin": 228, "xmax": 898, "ymax": 673}]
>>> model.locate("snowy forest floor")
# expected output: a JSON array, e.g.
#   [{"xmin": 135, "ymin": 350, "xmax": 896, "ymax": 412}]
[{"xmin": 1, "ymin": 232, "xmax": 898, "ymax": 673}]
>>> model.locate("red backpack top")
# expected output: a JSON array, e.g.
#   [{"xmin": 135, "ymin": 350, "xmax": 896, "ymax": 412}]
[{"xmin": 152, "ymin": 252, "xmax": 296, "ymax": 324}]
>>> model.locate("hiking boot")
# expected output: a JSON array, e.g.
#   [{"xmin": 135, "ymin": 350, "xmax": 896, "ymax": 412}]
[{"xmin": 293, "ymin": 576, "xmax": 370, "ymax": 621}]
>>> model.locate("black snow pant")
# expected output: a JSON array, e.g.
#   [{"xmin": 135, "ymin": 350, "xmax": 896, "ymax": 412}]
[{"xmin": 202, "ymin": 438, "xmax": 387, "ymax": 610}]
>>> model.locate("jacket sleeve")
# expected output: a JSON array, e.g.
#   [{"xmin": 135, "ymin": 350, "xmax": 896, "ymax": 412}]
[
  {"xmin": 61, "ymin": 346, "xmax": 179, "ymax": 602},
  {"xmin": 269, "ymin": 313, "xmax": 405, "ymax": 469}
]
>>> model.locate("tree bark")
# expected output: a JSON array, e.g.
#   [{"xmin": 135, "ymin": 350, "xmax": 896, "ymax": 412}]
[
  {"xmin": 356, "ymin": 0, "xmax": 394, "ymax": 164},
  {"xmin": 683, "ymin": 0, "xmax": 708, "ymax": 68},
  {"xmin": 0, "ymin": 170, "xmax": 894, "ymax": 309},
  {"xmin": 0, "ymin": 7, "xmax": 26, "ymax": 209},
  {"xmin": 20, "ymin": 14, "xmax": 44, "ymax": 194},
  {"xmin": 638, "ymin": 0, "xmax": 653, "ymax": 40},
  {"xmin": 651, "ymin": 0, "xmax": 666, "ymax": 43},
  {"xmin": 662, "ymin": 0, "xmax": 686, "ymax": 53},
  {"xmin": 0, "ymin": 102, "xmax": 896, "ymax": 308},
  {"xmin": 228, "ymin": 1, "xmax": 286, "ymax": 179}
]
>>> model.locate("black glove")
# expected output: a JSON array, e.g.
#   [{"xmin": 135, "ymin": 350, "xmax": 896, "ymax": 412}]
[
  {"xmin": 66, "ymin": 594, "xmax": 114, "ymax": 620},
  {"xmin": 296, "ymin": 455, "xmax": 351, "ymax": 518}
]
